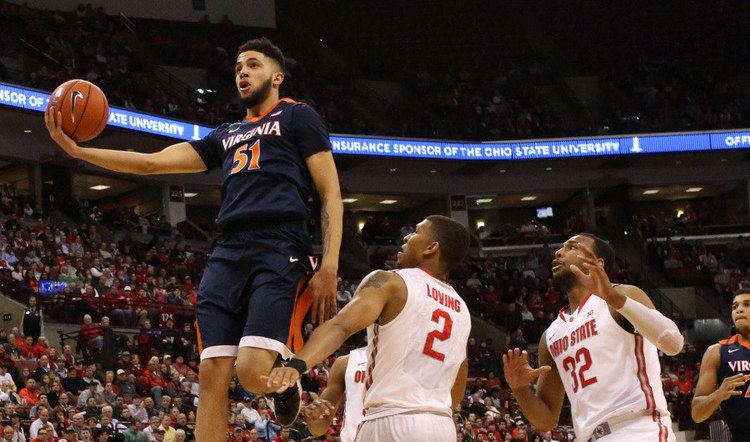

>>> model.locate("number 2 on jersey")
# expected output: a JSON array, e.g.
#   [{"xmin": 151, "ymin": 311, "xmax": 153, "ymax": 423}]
[
  {"xmin": 562, "ymin": 347, "xmax": 598, "ymax": 393},
  {"xmin": 422, "ymin": 309, "xmax": 453, "ymax": 362},
  {"xmin": 230, "ymin": 140, "xmax": 261, "ymax": 174}
]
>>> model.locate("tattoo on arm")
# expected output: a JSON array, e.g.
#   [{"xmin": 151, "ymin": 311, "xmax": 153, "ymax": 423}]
[
  {"xmin": 321, "ymin": 199, "xmax": 332, "ymax": 259},
  {"xmin": 358, "ymin": 271, "xmax": 391, "ymax": 290}
]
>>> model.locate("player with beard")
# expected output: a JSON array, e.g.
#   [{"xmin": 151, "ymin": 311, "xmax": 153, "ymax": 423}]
[
  {"xmin": 503, "ymin": 233, "xmax": 683, "ymax": 441},
  {"xmin": 44, "ymin": 37, "xmax": 342, "ymax": 441},
  {"xmin": 691, "ymin": 289, "xmax": 750, "ymax": 441}
]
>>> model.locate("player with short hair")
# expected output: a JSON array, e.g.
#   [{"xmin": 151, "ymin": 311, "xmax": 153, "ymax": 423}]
[
  {"xmin": 691, "ymin": 289, "xmax": 750, "ymax": 441},
  {"xmin": 264, "ymin": 215, "xmax": 472, "ymax": 441},
  {"xmin": 44, "ymin": 37, "xmax": 343, "ymax": 441},
  {"xmin": 504, "ymin": 233, "xmax": 683, "ymax": 442},
  {"xmin": 302, "ymin": 346, "xmax": 367, "ymax": 441}
]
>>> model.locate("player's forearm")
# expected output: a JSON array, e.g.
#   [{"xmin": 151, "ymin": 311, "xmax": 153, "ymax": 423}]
[
  {"xmin": 691, "ymin": 392, "xmax": 723, "ymax": 422},
  {"xmin": 451, "ymin": 359, "xmax": 468, "ymax": 409},
  {"xmin": 511, "ymin": 387, "xmax": 558, "ymax": 431},
  {"xmin": 318, "ymin": 191, "xmax": 343, "ymax": 271},
  {"xmin": 297, "ymin": 320, "xmax": 350, "ymax": 370},
  {"xmin": 75, "ymin": 147, "xmax": 157, "ymax": 175},
  {"xmin": 616, "ymin": 297, "xmax": 684, "ymax": 356}
]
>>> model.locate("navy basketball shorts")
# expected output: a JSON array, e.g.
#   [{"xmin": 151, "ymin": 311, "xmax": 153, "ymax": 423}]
[{"xmin": 196, "ymin": 221, "xmax": 315, "ymax": 360}]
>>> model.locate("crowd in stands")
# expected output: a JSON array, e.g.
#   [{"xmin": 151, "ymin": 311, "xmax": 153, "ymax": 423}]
[
  {"xmin": 0, "ymin": 2, "xmax": 379, "ymax": 136},
  {"xmin": 3, "ymin": 2, "xmax": 749, "ymax": 144},
  {"xmin": 637, "ymin": 200, "xmax": 749, "ymax": 239},
  {"xmin": 648, "ymin": 235, "xmax": 750, "ymax": 303},
  {"xmin": 405, "ymin": 60, "xmax": 568, "ymax": 141},
  {"xmin": 0, "ymin": 178, "xmax": 729, "ymax": 441},
  {"xmin": 603, "ymin": 60, "xmax": 749, "ymax": 134}
]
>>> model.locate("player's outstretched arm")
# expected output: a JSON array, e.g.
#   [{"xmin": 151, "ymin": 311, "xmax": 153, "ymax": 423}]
[
  {"xmin": 503, "ymin": 331, "xmax": 564, "ymax": 431},
  {"xmin": 305, "ymin": 150, "xmax": 343, "ymax": 323},
  {"xmin": 45, "ymin": 107, "xmax": 207, "ymax": 175},
  {"xmin": 691, "ymin": 344, "xmax": 747, "ymax": 422},
  {"xmin": 304, "ymin": 355, "xmax": 347, "ymax": 436},
  {"xmin": 264, "ymin": 271, "xmax": 404, "ymax": 391}
]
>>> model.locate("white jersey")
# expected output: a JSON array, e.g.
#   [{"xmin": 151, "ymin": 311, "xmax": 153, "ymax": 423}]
[
  {"xmin": 340, "ymin": 347, "xmax": 368, "ymax": 442},
  {"xmin": 546, "ymin": 294, "xmax": 671, "ymax": 442},
  {"xmin": 362, "ymin": 268, "xmax": 471, "ymax": 420}
]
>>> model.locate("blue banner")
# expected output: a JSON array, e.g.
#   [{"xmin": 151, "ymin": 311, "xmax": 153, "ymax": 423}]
[
  {"xmin": 0, "ymin": 82, "xmax": 211, "ymax": 141},
  {"xmin": 39, "ymin": 280, "xmax": 67, "ymax": 295},
  {"xmin": 1, "ymin": 81, "xmax": 748, "ymax": 160}
]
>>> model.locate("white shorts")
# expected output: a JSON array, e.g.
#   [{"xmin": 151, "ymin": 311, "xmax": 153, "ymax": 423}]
[
  {"xmin": 587, "ymin": 414, "xmax": 675, "ymax": 442},
  {"xmin": 354, "ymin": 413, "xmax": 455, "ymax": 442}
]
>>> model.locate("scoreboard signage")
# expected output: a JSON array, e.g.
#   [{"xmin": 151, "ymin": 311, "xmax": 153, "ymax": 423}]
[{"xmin": 1, "ymin": 82, "xmax": 748, "ymax": 161}]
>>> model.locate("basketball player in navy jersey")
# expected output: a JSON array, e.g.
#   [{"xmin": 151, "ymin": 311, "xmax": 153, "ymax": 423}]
[
  {"xmin": 44, "ymin": 37, "xmax": 342, "ymax": 440},
  {"xmin": 692, "ymin": 289, "xmax": 750, "ymax": 440}
]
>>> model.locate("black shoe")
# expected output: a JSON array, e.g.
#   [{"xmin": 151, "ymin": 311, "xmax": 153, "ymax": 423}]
[{"xmin": 271, "ymin": 380, "xmax": 302, "ymax": 426}]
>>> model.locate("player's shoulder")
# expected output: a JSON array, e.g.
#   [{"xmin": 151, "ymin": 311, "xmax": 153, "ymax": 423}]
[
  {"xmin": 718, "ymin": 334, "xmax": 742, "ymax": 347},
  {"xmin": 283, "ymin": 99, "xmax": 323, "ymax": 119},
  {"xmin": 330, "ymin": 354, "xmax": 349, "ymax": 372},
  {"xmin": 204, "ymin": 121, "xmax": 234, "ymax": 138},
  {"xmin": 611, "ymin": 283, "xmax": 642, "ymax": 294},
  {"xmin": 700, "ymin": 342, "xmax": 723, "ymax": 366},
  {"xmin": 361, "ymin": 269, "xmax": 403, "ymax": 288}
]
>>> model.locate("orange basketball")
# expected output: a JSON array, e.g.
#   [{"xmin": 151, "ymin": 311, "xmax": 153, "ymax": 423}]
[{"xmin": 47, "ymin": 79, "xmax": 109, "ymax": 142}]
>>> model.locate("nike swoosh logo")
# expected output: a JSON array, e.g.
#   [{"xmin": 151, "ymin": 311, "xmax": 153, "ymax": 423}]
[
  {"xmin": 71, "ymin": 91, "xmax": 84, "ymax": 123},
  {"xmin": 729, "ymin": 349, "xmax": 740, "ymax": 353},
  {"xmin": 270, "ymin": 110, "xmax": 283, "ymax": 117},
  {"xmin": 227, "ymin": 124, "xmax": 242, "ymax": 133},
  {"xmin": 289, "ymin": 257, "xmax": 299, "ymax": 262},
  {"xmin": 357, "ymin": 362, "xmax": 367, "ymax": 366}
]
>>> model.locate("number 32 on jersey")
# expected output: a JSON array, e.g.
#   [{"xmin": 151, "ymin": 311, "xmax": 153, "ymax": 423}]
[{"xmin": 230, "ymin": 140, "xmax": 261, "ymax": 174}]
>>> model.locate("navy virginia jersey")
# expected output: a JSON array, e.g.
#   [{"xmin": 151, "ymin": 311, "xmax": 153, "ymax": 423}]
[
  {"xmin": 717, "ymin": 334, "xmax": 750, "ymax": 440},
  {"xmin": 189, "ymin": 98, "xmax": 331, "ymax": 227}
]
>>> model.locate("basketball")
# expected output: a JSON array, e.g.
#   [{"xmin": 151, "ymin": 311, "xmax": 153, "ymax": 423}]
[{"xmin": 47, "ymin": 79, "xmax": 109, "ymax": 142}]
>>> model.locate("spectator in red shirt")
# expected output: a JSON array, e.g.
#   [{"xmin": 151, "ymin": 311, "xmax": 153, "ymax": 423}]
[
  {"xmin": 142, "ymin": 356, "xmax": 167, "ymax": 404},
  {"xmin": 19, "ymin": 378, "xmax": 41, "ymax": 405},
  {"xmin": 511, "ymin": 420, "xmax": 529, "ymax": 441},
  {"xmin": 181, "ymin": 276, "xmax": 194, "ymax": 295},
  {"xmin": 484, "ymin": 371, "xmax": 501, "ymax": 390},
  {"xmin": 110, "ymin": 284, "xmax": 134, "ymax": 325},
  {"xmin": 675, "ymin": 368, "xmax": 694, "ymax": 393},
  {"xmin": 80, "ymin": 314, "xmax": 103, "ymax": 351},
  {"xmin": 271, "ymin": 428, "xmax": 291, "ymax": 442},
  {"xmin": 32, "ymin": 336, "xmax": 50, "ymax": 358},
  {"xmin": 61, "ymin": 344, "xmax": 75, "ymax": 368},
  {"xmin": 9, "ymin": 333, "xmax": 33, "ymax": 359},
  {"xmin": 526, "ymin": 292, "xmax": 545, "ymax": 317}
]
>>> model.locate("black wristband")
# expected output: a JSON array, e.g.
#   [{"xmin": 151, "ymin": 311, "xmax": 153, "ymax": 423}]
[{"xmin": 285, "ymin": 357, "xmax": 307, "ymax": 375}]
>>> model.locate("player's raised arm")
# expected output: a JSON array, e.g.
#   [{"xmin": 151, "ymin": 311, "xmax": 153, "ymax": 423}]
[
  {"xmin": 691, "ymin": 344, "xmax": 746, "ymax": 422},
  {"xmin": 303, "ymin": 355, "xmax": 347, "ymax": 436},
  {"xmin": 503, "ymin": 331, "xmax": 564, "ymax": 431},
  {"xmin": 306, "ymin": 150, "xmax": 343, "ymax": 323},
  {"xmin": 263, "ymin": 270, "xmax": 404, "ymax": 390},
  {"xmin": 570, "ymin": 243, "xmax": 684, "ymax": 356},
  {"xmin": 45, "ymin": 107, "xmax": 207, "ymax": 175}
]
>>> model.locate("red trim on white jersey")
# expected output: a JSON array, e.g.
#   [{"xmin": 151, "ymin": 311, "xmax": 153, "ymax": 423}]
[
  {"xmin": 558, "ymin": 293, "xmax": 595, "ymax": 322},
  {"xmin": 634, "ymin": 334, "xmax": 668, "ymax": 442},
  {"xmin": 577, "ymin": 293, "xmax": 593, "ymax": 313},
  {"xmin": 365, "ymin": 325, "xmax": 379, "ymax": 391}
]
